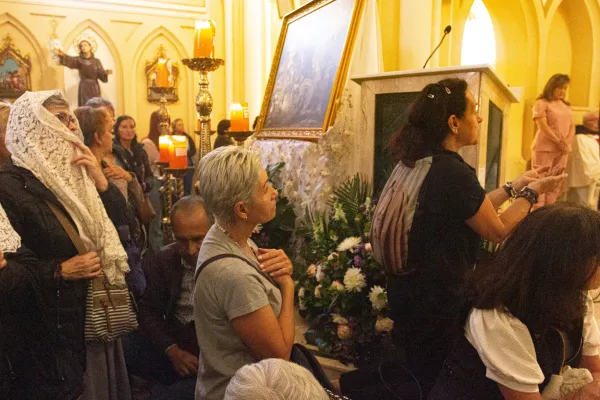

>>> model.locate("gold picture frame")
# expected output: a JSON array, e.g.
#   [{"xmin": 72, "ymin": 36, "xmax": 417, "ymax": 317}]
[
  {"xmin": 0, "ymin": 34, "xmax": 32, "ymax": 99},
  {"xmin": 145, "ymin": 44, "xmax": 180, "ymax": 103},
  {"xmin": 256, "ymin": 0, "xmax": 365, "ymax": 141}
]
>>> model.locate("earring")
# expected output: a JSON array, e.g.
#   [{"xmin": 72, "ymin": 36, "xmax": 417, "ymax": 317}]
[{"xmin": 453, "ymin": 128, "xmax": 458, "ymax": 134}]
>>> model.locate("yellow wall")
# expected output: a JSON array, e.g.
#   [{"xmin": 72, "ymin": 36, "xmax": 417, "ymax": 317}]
[{"xmin": 0, "ymin": 0, "xmax": 218, "ymax": 147}]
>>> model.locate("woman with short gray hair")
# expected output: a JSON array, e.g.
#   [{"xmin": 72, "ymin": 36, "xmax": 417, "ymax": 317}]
[
  {"xmin": 225, "ymin": 359, "xmax": 343, "ymax": 400},
  {"xmin": 194, "ymin": 146, "xmax": 295, "ymax": 400}
]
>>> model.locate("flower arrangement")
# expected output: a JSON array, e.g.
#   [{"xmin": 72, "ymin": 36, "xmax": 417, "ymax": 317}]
[{"xmin": 296, "ymin": 175, "xmax": 394, "ymax": 365}]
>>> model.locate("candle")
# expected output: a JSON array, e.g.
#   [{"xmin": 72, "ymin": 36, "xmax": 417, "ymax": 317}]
[
  {"xmin": 155, "ymin": 58, "xmax": 169, "ymax": 87},
  {"xmin": 229, "ymin": 103, "xmax": 244, "ymax": 131},
  {"xmin": 193, "ymin": 20, "xmax": 215, "ymax": 58},
  {"xmin": 169, "ymin": 135, "xmax": 188, "ymax": 169},
  {"xmin": 159, "ymin": 136, "xmax": 172, "ymax": 163}
]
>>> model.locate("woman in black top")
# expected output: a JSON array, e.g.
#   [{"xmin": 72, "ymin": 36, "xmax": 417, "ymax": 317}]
[
  {"xmin": 113, "ymin": 115, "xmax": 153, "ymax": 193},
  {"xmin": 376, "ymin": 78, "xmax": 566, "ymax": 395}
]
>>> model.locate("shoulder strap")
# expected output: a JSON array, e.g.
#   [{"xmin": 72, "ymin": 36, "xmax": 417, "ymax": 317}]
[
  {"xmin": 44, "ymin": 199, "xmax": 87, "ymax": 255},
  {"xmin": 194, "ymin": 253, "xmax": 274, "ymax": 285}
]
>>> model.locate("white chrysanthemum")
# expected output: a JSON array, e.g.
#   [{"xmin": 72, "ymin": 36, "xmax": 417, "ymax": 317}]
[
  {"xmin": 298, "ymin": 287, "xmax": 305, "ymax": 298},
  {"xmin": 368, "ymin": 286, "xmax": 388, "ymax": 311},
  {"xmin": 343, "ymin": 267, "xmax": 367, "ymax": 292},
  {"xmin": 330, "ymin": 280, "xmax": 345, "ymax": 292},
  {"xmin": 252, "ymin": 224, "xmax": 263, "ymax": 234},
  {"xmin": 331, "ymin": 313, "xmax": 348, "ymax": 325},
  {"xmin": 327, "ymin": 252, "xmax": 339, "ymax": 261},
  {"xmin": 375, "ymin": 317, "xmax": 394, "ymax": 332},
  {"xmin": 315, "ymin": 264, "xmax": 325, "ymax": 282},
  {"xmin": 314, "ymin": 284, "xmax": 322, "ymax": 298},
  {"xmin": 307, "ymin": 264, "xmax": 317, "ymax": 277},
  {"xmin": 337, "ymin": 237, "xmax": 361, "ymax": 253}
]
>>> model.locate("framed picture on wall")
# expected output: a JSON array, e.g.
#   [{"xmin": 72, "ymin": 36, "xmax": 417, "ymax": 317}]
[
  {"xmin": 256, "ymin": 0, "xmax": 366, "ymax": 140},
  {"xmin": 145, "ymin": 44, "xmax": 179, "ymax": 103},
  {"xmin": 0, "ymin": 34, "xmax": 32, "ymax": 99}
]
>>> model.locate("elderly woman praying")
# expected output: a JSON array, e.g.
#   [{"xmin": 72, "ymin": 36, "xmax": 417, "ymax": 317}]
[
  {"xmin": 194, "ymin": 146, "xmax": 295, "ymax": 400},
  {"xmin": 0, "ymin": 90, "xmax": 131, "ymax": 400}
]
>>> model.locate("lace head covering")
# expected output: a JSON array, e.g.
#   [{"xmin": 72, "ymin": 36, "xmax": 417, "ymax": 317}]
[
  {"xmin": 0, "ymin": 203, "xmax": 21, "ymax": 253},
  {"xmin": 5, "ymin": 90, "xmax": 128, "ymax": 284}
]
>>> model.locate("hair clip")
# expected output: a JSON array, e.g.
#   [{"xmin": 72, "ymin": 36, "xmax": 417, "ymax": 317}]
[
  {"xmin": 427, "ymin": 94, "xmax": 435, "ymax": 99},
  {"xmin": 445, "ymin": 87, "xmax": 451, "ymax": 94}
]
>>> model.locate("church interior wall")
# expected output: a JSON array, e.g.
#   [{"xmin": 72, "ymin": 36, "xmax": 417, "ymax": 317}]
[
  {"xmin": 1, "ymin": 0, "xmax": 599, "ymax": 201},
  {"xmin": 0, "ymin": 0, "xmax": 214, "ymax": 147}
]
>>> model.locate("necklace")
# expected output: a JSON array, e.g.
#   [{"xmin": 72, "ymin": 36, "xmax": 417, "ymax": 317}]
[{"xmin": 215, "ymin": 222, "xmax": 256, "ymax": 264}]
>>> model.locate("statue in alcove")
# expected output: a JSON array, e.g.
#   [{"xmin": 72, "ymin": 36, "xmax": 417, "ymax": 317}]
[{"xmin": 53, "ymin": 34, "xmax": 112, "ymax": 106}]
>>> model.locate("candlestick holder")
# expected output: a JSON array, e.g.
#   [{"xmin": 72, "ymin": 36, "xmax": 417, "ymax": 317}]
[
  {"xmin": 228, "ymin": 130, "xmax": 254, "ymax": 146},
  {"xmin": 182, "ymin": 57, "xmax": 224, "ymax": 187}
]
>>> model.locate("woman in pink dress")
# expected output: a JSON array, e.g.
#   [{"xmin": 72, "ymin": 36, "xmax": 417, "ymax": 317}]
[{"xmin": 532, "ymin": 74, "xmax": 574, "ymax": 206}]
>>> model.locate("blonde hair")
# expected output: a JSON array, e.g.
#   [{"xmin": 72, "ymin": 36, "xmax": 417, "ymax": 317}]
[
  {"xmin": 196, "ymin": 146, "xmax": 261, "ymax": 225},
  {"xmin": 224, "ymin": 359, "xmax": 329, "ymax": 400}
]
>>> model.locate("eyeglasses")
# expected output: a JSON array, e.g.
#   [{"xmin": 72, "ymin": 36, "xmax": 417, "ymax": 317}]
[{"xmin": 54, "ymin": 112, "xmax": 76, "ymax": 127}]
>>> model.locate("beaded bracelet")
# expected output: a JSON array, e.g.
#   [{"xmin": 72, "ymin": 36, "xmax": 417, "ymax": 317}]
[
  {"xmin": 502, "ymin": 181, "xmax": 517, "ymax": 198},
  {"xmin": 516, "ymin": 186, "xmax": 539, "ymax": 210}
]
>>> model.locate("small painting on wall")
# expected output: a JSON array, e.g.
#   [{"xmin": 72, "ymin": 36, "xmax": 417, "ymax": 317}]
[{"xmin": 0, "ymin": 34, "xmax": 31, "ymax": 99}]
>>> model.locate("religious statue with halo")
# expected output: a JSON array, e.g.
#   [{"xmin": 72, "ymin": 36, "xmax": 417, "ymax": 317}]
[{"xmin": 53, "ymin": 34, "xmax": 112, "ymax": 106}]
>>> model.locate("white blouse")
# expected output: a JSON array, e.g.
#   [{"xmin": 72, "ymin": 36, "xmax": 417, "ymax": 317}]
[{"xmin": 465, "ymin": 293, "xmax": 600, "ymax": 393}]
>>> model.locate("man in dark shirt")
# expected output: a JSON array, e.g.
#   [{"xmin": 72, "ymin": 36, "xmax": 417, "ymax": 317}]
[{"xmin": 125, "ymin": 196, "xmax": 212, "ymax": 399}]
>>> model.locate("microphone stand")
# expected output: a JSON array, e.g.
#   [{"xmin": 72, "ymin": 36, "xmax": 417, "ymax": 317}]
[{"xmin": 423, "ymin": 31, "xmax": 450, "ymax": 69}]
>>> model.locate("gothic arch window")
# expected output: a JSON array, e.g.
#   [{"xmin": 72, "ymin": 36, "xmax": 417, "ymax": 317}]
[{"xmin": 461, "ymin": 0, "xmax": 497, "ymax": 67}]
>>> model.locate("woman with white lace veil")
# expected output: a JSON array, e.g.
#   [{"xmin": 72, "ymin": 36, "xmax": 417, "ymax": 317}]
[{"xmin": 0, "ymin": 90, "xmax": 131, "ymax": 400}]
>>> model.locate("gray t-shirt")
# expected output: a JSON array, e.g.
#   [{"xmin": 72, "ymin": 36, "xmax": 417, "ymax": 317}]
[{"xmin": 194, "ymin": 225, "xmax": 282, "ymax": 400}]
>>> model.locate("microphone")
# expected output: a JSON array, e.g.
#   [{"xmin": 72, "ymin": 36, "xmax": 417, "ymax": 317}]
[{"xmin": 423, "ymin": 25, "xmax": 452, "ymax": 68}]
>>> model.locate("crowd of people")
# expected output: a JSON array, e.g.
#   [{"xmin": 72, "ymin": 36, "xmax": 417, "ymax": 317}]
[{"xmin": 0, "ymin": 74, "xmax": 599, "ymax": 400}]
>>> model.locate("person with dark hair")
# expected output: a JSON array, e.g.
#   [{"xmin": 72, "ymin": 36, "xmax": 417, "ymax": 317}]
[
  {"xmin": 125, "ymin": 196, "xmax": 211, "ymax": 400},
  {"xmin": 141, "ymin": 110, "xmax": 165, "ymax": 253},
  {"xmin": 54, "ymin": 39, "xmax": 112, "ymax": 106},
  {"xmin": 0, "ymin": 91, "xmax": 130, "ymax": 399},
  {"xmin": 532, "ymin": 74, "xmax": 574, "ymax": 207},
  {"xmin": 430, "ymin": 204, "xmax": 600, "ymax": 400},
  {"xmin": 373, "ymin": 78, "xmax": 566, "ymax": 396},
  {"xmin": 213, "ymin": 119, "xmax": 234, "ymax": 149},
  {"xmin": 172, "ymin": 118, "xmax": 197, "ymax": 195},
  {"xmin": 114, "ymin": 115, "xmax": 153, "ymax": 193}
]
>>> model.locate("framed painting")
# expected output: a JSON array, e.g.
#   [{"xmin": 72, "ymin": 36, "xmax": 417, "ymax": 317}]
[
  {"xmin": 0, "ymin": 34, "xmax": 32, "ymax": 99},
  {"xmin": 256, "ymin": 0, "xmax": 365, "ymax": 140},
  {"xmin": 145, "ymin": 44, "xmax": 180, "ymax": 103}
]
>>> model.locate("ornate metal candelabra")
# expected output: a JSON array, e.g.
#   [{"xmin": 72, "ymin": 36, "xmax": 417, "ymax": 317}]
[
  {"xmin": 228, "ymin": 130, "xmax": 254, "ymax": 146},
  {"xmin": 181, "ymin": 57, "xmax": 224, "ymax": 187}
]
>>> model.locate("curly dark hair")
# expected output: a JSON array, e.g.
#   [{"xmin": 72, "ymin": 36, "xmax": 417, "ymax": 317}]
[
  {"xmin": 388, "ymin": 78, "xmax": 469, "ymax": 167},
  {"xmin": 469, "ymin": 203, "xmax": 600, "ymax": 330}
]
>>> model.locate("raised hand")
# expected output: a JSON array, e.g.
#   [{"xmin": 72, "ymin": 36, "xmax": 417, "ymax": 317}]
[
  {"xmin": 103, "ymin": 165, "xmax": 132, "ymax": 182},
  {"xmin": 72, "ymin": 141, "xmax": 109, "ymax": 191},
  {"xmin": 257, "ymin": 248, "xmax": 293, "ymax": 278}
]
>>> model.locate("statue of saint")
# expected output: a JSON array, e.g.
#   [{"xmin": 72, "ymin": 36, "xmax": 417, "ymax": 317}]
[{"xmin": 54, "ymin": 35, "xmax": 112, "ymax": 106}]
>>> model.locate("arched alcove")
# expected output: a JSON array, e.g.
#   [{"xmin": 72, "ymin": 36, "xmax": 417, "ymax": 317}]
[
  {"xmin": 130, "ymin": 26, "xmax": 192, "ymax": 137},
  {"xmin": 63, "ymin": 20, "xmax": 124, "ymax": 112},
  {"xmin": 546, "ymin": 0, "xmax": 593, "ymax": 107},
  {"xmin": 0, "ymin": 13, "xmax": 50, "ymax": 91},
  {"xmin": 461, "ymin": 0, "xmax": 496, "ymax": 67}
]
